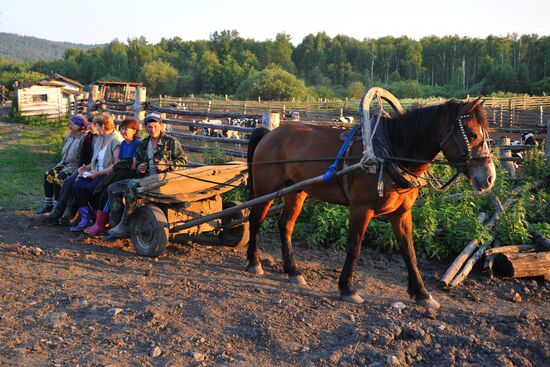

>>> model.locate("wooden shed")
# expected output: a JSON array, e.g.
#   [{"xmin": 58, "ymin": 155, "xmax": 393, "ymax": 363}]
[
  {"xmin": 93, "ymin": 80, "xmax": 142, "ymax": 103},
  {"xmin": 16, "ymin": 74, "xmax": 84, "ymax": 118}
]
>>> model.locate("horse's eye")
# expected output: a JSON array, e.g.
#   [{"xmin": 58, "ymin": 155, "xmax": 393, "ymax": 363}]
[{"xmin": 468, "ymin": 132, "xmax": 477, "ymax": 140}]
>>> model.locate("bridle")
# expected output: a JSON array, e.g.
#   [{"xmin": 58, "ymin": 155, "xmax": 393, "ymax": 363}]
[{"xmin": 438, "ymin": 113, "xmax": 493, "ymax": 171}]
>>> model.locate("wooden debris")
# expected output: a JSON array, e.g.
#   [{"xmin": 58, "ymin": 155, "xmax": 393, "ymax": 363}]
[
  {"xmin": 449, "ymin": 245, "xmax": 489, "ymax": 287},
  {"xmin": 441, "ymin": 240, "xmax": 479, "ymax": 286},
  {"xmin": 528, "ymin": 225, "xmax": 550, "ymax": 250},
  {"xmin": 485, "ymin": 245, "xmax": 536, "ymax": 256},
  {"xmin": 493, "ymin": 252, "xmax": 550, "ymax": 279},
  {"xmin": 441, "ymin": 197, "xmax": 512, "ymax": 286}
]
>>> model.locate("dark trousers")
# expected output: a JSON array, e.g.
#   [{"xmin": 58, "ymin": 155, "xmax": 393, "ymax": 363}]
[
  {"xmin": 55, "ymin": 171, "xmax": 78, "ymax": 213},
  {"xmin": 73, "ymin": 176, "xmax": 105, "ymax": 209},
  {"xmin": 107, "ymin": 179, "xmax": 132, "ymax": 225}
]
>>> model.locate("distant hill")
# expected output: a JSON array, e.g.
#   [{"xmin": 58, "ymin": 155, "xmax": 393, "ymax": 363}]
[{"xmin": 0, "ymin": 32, "xmax": 101, "ymax": 62}]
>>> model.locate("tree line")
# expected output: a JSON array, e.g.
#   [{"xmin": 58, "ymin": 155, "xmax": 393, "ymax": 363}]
[{"xmin": 2, "ymin": 31, "xmax": 550, "ymax": 100}]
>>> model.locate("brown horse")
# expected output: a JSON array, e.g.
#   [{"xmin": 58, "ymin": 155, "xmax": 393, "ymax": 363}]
[{"xmin": 245, "ymin": 98, "xmax": 495, "ymax": 309}]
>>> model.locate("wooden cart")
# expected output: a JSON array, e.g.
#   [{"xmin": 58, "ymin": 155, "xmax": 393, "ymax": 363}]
[{"xmin": 125, "ymin": 162, "xmax": 249, "ymax": 257}]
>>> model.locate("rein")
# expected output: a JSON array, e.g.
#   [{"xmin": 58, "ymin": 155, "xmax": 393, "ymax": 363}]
[{"xmin": 152, "ymin": 113, "xmax": 491, "ymax": 192}]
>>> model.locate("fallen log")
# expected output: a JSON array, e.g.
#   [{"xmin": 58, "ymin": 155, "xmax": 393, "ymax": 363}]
[
  {"xmin": 485, "ymin": 244, "xmax": 537, "ymax": 256},
  {"xmin": 483, "ymin": 244, "xmax": 538, "ymax": 277},
  {"xmin": 528, "ymin": 225, "xmax": 550, "ymax": 250},
  {"xmin": 440, "ymin": 239, "xmax": 479, "ymax": 286},
  {"xmin": 440, "ymin": 197, "xmax": 512, "ymax": 286},
  {"xmin": 449, "ymin": 245, "xmax": 491, "ymax": 287},
  {"xmin": 493, "ymin": 252, "xmax": 550, "ymax": 279}
]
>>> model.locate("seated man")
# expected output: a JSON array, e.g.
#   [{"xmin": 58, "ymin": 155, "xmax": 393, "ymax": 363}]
[{"xmin": 106, "ymin": 112, "xmax": 187, "ymax": 239}]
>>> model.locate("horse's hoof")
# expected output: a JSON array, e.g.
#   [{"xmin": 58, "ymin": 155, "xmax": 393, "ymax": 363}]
[
  {"xmin": 247, "ymin": 265, "xmax": 264, "ymax": 275},
  {"xmin": 417, "ymin": 295, "xmax": 440, "ymax": 309},
  {"xmin": 289, "ymin": 275, "xmax": 307, "ymax": 286},
  {"xmin": 341, "ymin": 293, "xmax": 365, "ymax": 304}
]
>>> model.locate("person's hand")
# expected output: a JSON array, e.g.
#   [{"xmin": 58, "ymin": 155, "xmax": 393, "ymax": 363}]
[
  {"xmin": 154, "ymin": 159, "xmax": 168, "ymax": 172},
  {"xmin": 77, "ymin": 165, "xmax": 88, "ymax": 175},
  {"xmin": 137, "ymin": 162, "xmax": 148, "ymax": 174},
  {"xmin": 89, "ymin": 171, "xmax": 99, "ymax": 179}
]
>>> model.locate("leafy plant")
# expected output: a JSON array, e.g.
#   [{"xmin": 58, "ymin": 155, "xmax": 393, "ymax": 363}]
[
  {"xmin": 202, "ymin": 144, "xmax": 230, "ymax": 165},
  {"xmin": 494, "ymin": 200, "xmax": 531, "ymax": 245}
]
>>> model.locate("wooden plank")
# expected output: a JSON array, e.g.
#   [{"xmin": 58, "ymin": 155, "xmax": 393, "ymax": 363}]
[
  {"xmin": 170, "ymin": 132, "xmax": 248, "ymax": 145},
  {"xmin": 169, "ymin": 162, "xmax": 363, "ymax": 233},
  {"xmin": 162, "ymin": 118, "xmax": 256, "ymax": 133},
  {"xmin": 135, "ymin": 163, "xmax": 247, "ymax": 200}
]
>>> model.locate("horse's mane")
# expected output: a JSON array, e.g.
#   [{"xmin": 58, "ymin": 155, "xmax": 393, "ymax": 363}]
[{"xmin": 385, "ymin": 100, "xmax": 489, "ymax": 146}]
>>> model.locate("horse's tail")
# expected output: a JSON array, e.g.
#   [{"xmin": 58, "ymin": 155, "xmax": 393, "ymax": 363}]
[{"xmin": 246, "ymin": 127, "xmax": 270, "ymax": 196}]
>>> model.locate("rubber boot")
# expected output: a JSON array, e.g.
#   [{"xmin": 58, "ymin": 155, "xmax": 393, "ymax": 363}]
[
  {"xmin": 107, "ymin": 211, "xmax": 131, "ymax": 238},
  {"xmin": 84, "ymin": 211, "xmax": 109, "ymax": 235},
  {"xmin": 70, "ymin": 206, "xmax": 93, "ymax": 232}
]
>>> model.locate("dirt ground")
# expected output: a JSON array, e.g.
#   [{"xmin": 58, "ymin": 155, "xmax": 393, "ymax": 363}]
[{"xmin": 0, "ymin": 210, "xmax": 548, "ymax": 367}]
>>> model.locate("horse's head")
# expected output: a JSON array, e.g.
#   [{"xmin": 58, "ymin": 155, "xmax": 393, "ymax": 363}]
[{"xmin": 439, "ymin": 98, "xmax": 496, "ymax": 192}]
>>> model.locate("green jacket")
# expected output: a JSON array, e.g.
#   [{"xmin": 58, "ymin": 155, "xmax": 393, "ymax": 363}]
[{"xmin": 134, "ymin": 133, "xmax": 187, "ymax": 176}]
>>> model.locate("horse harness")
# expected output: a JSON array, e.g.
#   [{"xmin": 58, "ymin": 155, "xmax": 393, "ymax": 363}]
[
  {"xmin": 438, "ymin": 113, "xmax": 493, "ymax": 169},
  {"xmin": 331, "ymin": 112, "xmax": 492, "ymax": 199}
]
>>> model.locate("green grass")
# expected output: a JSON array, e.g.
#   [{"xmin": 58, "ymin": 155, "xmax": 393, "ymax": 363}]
[{"xmin": 0, "ymin": 122, "xmax": 66, "ymax": 210}]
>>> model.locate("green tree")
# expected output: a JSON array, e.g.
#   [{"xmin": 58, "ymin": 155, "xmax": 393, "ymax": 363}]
[
  {"xmin": 195, "ymin": 50, "xmax": 222, "ymax": 93},
  {"xmin": 236, "ymin": 65, "xmax": 310, "ymax": 100},
  {"xmin": 140, "ymin": 60, "xmax": 178, "ymax": 95},
  {"xmin": 347, "ymin": 81, "xmax": 365, "ymax": 99}
]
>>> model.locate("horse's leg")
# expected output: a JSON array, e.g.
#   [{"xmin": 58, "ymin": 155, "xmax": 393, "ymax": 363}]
[
  {"xmin": 339, "ymin": 206, "xmax": 374, "ymax": 304},
  {"xmin": 246, "ymin": 200, "xmax": 273, "ymax": 275},
  {"xmin": 387, "ymin": 210, "xmax": 440, "ymax": 309},
  {"xmin": 279, "ymin": 191, "xmax": 308, "ymax": 285}
]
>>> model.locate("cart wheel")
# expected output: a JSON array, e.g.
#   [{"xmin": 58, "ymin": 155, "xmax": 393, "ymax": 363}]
[
  {"xmin": 131, "ymin": 205, "xmax": 169, "ymax": 257},
  {"xmin": 219, "ymin": 201, "xmax": 249, "ymax": 247}
]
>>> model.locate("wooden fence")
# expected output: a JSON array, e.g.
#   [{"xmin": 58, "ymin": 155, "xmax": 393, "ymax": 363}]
[{"xmin": 70, "ymin": 92, "xmax": 550, "ymax": 159}]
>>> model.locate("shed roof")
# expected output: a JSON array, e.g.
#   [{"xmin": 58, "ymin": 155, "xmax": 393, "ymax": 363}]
[
  {"xmin": 96, "ymin": 80, "xmax": 143, "ymax": 87},
  {"xmin": 19, "ymin": 73, "xmax": 83, "ymax": 89}
]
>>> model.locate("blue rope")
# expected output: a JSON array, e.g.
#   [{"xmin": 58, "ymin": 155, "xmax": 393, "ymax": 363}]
[
  {"xmin": 103, "ymin": 202, "xmax": 110, "ymax": 213},
  {"xmin": 322, "ymin": 123, "xmax": 361, "ymax": 182}
]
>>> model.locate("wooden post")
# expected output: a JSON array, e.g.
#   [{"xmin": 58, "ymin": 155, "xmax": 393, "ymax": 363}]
[
  {"xmin": 345, "ymin": 97, "xmax": 349, "ymax": 114},
  {"xmin": 133, "ymin": 86, "xmax": 147, "ymax": 124},
  {"xmin": 339, "ymin": 107, "xmax": 343, "ymax": 119},
  {"xmin": 282, "ymin": 104, "xmax": 286, "ymax": 117},
  {"xmin": 68, "ymin": 94, "xmax": 75, "ymax": 115},
  {"xmin": 262, "ymin": 112, "xmax": 280, "ymax": 130},
  {"xmin": 540, "ymin": 106, "xmax": 544, "ymax": 126},
  {"xmin": 508, "ymin": 98, "xmax": 514, "ymax": 127},
  {"xmin": 500, "ymin": 137, "xmax": 516, "ymax": 177},
  {"xmin": 87, "ymin": 85, "xmax": 100, "ymax": 118},
  {"xmin": 499, "ymin": 104, "xmax": 503, "ymax": 127},
  {"xmin": 243, "ymin": 103, "xmax": 247, "ymax": 114}
]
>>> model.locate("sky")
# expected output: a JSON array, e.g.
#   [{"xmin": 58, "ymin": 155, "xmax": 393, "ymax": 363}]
[{"xmin": 1, "ymin": 0, "xmax": 549, "ymax": 45}]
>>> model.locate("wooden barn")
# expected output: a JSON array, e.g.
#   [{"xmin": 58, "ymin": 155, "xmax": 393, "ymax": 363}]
[{"xmin": 16, "ymin": 74, "xmax": 84, "ymax": 118}]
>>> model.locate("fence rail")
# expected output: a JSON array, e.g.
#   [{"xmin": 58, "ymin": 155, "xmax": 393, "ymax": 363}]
[{"xmin": 67, "ymin": 90, "xmax": 549, "ymax": 159}]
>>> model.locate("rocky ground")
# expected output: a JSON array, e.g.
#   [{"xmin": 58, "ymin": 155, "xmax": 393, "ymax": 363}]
[{"xmin": 0, "ymin": 210, "xmax": 548, "ymax": 367}]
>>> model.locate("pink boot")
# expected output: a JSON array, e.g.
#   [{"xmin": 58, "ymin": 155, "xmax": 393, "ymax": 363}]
[{"xmin": 84, "ymin": 211, "xmax": 109, "ymax": 235}]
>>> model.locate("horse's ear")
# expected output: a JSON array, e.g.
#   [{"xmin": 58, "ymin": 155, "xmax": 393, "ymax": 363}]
[{"xmin": 461, "ymin": 97, "xmax": 483, "ymax": 114}]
